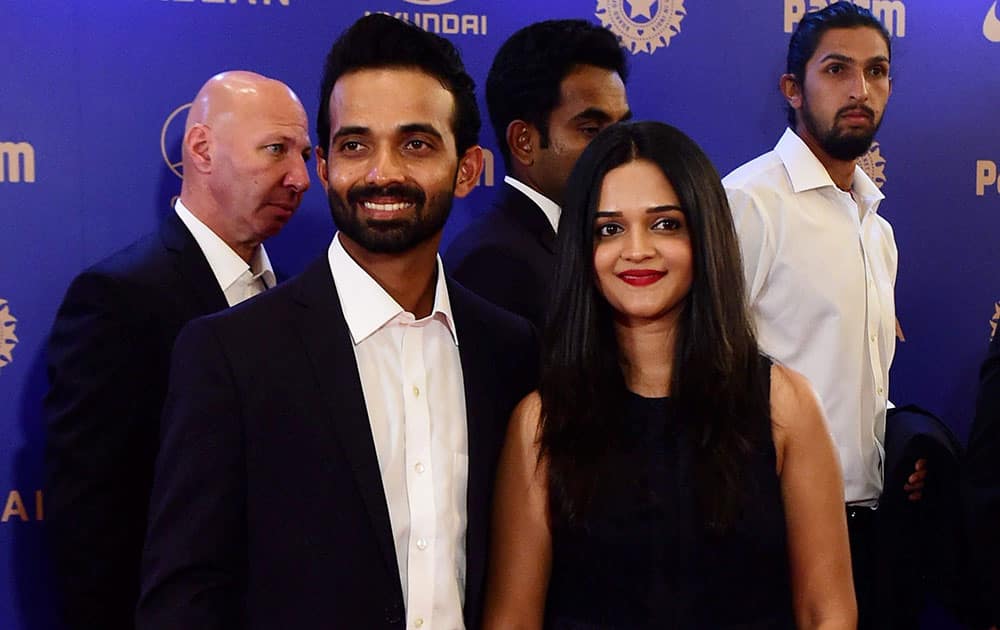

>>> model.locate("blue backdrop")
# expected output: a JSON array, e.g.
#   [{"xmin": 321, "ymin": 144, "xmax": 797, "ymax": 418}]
[{"xmin": 2, "ymin": 1, "xmax": 998, "ymax": 627}]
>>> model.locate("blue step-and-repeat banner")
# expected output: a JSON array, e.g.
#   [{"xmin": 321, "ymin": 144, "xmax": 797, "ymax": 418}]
[{"xmin": 1, "ymin": 1, "xmax": 998, "ymax": 627}]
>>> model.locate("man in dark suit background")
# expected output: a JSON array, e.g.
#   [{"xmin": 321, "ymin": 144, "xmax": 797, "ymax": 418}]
[
  {"xmin": 445, "ymin": 20, "xmax": 630, "ymax": 327},
  {"xmin": 43, "ymin": 71, "xmax": 312, "ymax": 630},
  {"xmin": 137, "ymin": 15, "xmax": 537, "ymax": 630},
  {"xmin": 965, "ymin": 320, "xmax": 1000, "ymax": 629}
]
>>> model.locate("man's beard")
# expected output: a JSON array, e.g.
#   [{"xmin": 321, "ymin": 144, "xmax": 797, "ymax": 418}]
[
  {"xmin": 328, "ymin": 181, "xmax": 454, "ymax": 254},
  {"xmin": 802, "ymin": 98, "xmax": 883, "ymax": 161}
]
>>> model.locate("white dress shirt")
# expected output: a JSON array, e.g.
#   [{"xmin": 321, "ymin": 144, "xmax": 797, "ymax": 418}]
[
  {"xmin": 723, "ymin": 128, "xmax": 897, "ymax": 505},
  {"xmin": 504, "ymin": 175, "xmax": 561, "ymax": 234},
  {"xmin": 174, "ymin": 200, "xmax": 275, "ymax": 306},
  {"xmin": 328, "ymin": 233, "xmax": 468, "ymax": 630}
]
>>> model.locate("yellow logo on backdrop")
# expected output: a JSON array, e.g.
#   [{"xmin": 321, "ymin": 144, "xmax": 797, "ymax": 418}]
[
  {"xmin": 990, "ymin": 302, "xmax": 1000, "ymax": 339},
  {"xmin": 784, "ymin": 1, "xmax": 906, "ymax": 37},
  {"xmin": 977, "ymin": 160, "xmax": 1000, "ymax": 195},
  {"xmin": 365, "ymin": 1, "xmax": 488, "ymax": 37},
  {"xmin": 161, "ymin": 103, "xmax": 192, "ymax": 180},
  {"xmin": 857, "ymin": 142, "xmax": 887, "ymax": 188},
  {"xmin": 596, "ymin": 0, "xmax": 686, "ymax": 55},
  {"xmin": 1, "ymin": 490, "xmax": 43, "ymax": 523},
  {"xmin": 0, "ymin": 299, "xmax": 17, "ymax": 373},
  {"xmin": 0, "ymin": 142, "xmax": 35, "ymax": 184},
  {"xmin": 161, "ymin": 0, "xmax": 290, "ymax": 5}
]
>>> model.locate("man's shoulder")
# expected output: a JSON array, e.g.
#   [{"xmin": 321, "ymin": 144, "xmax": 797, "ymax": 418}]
[
  {"xmin": 448, "ymin": 278, "xmax": 533, "ymax": 340},
  {"xmin": 722, "ymin": 147, "xmax": 788, "ymax": 192}
]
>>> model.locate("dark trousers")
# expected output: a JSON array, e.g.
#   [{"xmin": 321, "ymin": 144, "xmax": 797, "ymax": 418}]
[{"xmin": 847, "ymin": 504, "xmax": 924, "ymax": 629}]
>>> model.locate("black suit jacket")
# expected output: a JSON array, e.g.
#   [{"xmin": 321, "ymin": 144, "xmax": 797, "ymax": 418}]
[
  {"xmin": 136, "ymin": 254, "xmax": 538, "ymax": 630},
  {"xmin": 964, "ymin": 329, "xmax": 1000, "ymax": 625},
  {"xmin": 44, "ymin": 212, "xmax": 229, "ymax": 630},
  {"xmin": 445, "ymin": 183, "xmax": 556, "ymax": 327}
]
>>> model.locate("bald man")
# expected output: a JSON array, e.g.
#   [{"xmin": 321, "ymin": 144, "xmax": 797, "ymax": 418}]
[{"xmin": 43, "ymin": 71, "xmax": 310, "ymax": 630}]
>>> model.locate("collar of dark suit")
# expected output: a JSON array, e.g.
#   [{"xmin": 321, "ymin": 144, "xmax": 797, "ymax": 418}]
[{"xmin": 500, "ymin": 182, "xmax": 557, "ymax": 250}]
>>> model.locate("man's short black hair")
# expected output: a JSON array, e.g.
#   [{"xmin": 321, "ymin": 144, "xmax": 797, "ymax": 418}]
[
  {"xmin": 785, "ymin": 1, "xmax": 891, "ymax": 127},
  {"xmin": 317, "ymin": 13, "xmax": 481, "ymax": 156},
  {"xmin": 486, "ymin": 19, "xmax": 628, "ymax": 170}
]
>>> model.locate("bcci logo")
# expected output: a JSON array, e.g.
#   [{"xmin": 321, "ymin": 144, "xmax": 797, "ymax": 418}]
[
  {"xmin": 596, "ymin": 0, "xmax": 686, "ymax": 55},
  {"xmin": 857, "ymin": 142, "xmax": 887, "ymax": 189},
  {"xmin": 0, "ymin": 299, "xmax": 18, "ymax": 374},
  {"xmin": 161, "ymin": 103, "xmax": 192, "ymax": 179}
]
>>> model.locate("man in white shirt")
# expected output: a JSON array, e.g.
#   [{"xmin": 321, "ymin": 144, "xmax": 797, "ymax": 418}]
[
  {"xmin": 722, "ymin": 3, "xmax": 924, "ymax": 627},
  {"xmin": 138, "ymin": 15, "xmax": 538, "ymax": 630},
  {"xmin": 44, "ymin": 70, "xmax": 310, "ymax": 630},
  {"xmin": 445, "ymin": 19, "xmax": 630, "ymax": 327}
]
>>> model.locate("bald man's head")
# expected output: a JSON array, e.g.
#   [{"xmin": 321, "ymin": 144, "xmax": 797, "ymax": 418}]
[{"xmin": 180, "ymin": 71, "xmax": 312, "ymax": 262}]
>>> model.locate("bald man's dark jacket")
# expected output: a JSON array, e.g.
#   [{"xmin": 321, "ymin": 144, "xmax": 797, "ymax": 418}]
[
  {"xmin": 445, "ymin": 182, "xmax": 556, "ymax": 327},
  {"xmin": 44, "ymin": 211, "xmax": 229, "ymax": 630}
]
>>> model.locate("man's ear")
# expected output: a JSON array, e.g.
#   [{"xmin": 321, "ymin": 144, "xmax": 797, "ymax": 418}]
[
  {"xmin": 454, "ymin": 145, "xmax": 484, "ymax": 199},
  {"xmin": 780, "ymin": 73, "xmax": 803, "ymax": 112},
  {"xmin": 185, "ymin": 124, "xmax": 213, "ymax": 174},
  {"xmin": 315, "ymin": 146, "xmax": 330, "ymax": 190},
  {"xmin": 506, "ymin": 120, "xmax": 537, "ymax": 167}
]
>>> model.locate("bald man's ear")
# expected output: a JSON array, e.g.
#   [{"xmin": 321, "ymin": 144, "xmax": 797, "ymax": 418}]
[
  {"xmin": 454, "ymin": 146, "xmax": 484, "ymax": 199},
  {"xmin": 184, "ymin": 124, "xmax": 213, "ymax": 174},
  {"xmin": 506, "ymin": 120, "xmax": 536, "ymax": 167}
]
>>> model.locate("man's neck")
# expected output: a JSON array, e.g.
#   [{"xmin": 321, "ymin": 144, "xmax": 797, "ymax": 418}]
[
  {"xmin": 794, "ymin": 126, "xmax": 857, "ymax": 193},
  {"xmin": 177, "ymin": 195, "xmax": 258, "ymax": 263},
  {"xmin": 338, "ymin": 233, "xmax": 441, "ymax": 319}
]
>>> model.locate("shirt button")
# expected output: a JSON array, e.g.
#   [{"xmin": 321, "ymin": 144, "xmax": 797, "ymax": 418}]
[
  {"xmin": 416, "ymin": 537, "xmax": 427, "ymax": 550},
  {"xmin": 870, "ymin": 334, "xmax": 877, "ymax": 342},
  {"xmin": 412, "ymin": 385, "xmax": 420, "ymax": 398},
  {"xmin": 877, "ymin": 386, "xmax": 884, "ymax": 394},
  {"xmin": 415, "ymin": 619, "xmax": 424, "ymax": 628},
  {"xmin": 415, "ymin": 462, "xmax": 425, "ymax": 474}
]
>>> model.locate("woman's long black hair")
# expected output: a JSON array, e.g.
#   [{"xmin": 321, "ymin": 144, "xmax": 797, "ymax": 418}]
[{"xmin": 539, "ymin": 121, "xmax": 770, "ymax": 533}]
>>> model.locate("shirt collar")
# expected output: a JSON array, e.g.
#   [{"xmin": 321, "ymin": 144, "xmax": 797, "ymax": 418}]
[
  {"xmin": 327, "ymin": 232, "xmax": 458, "ymax": 346},
  {"xmin": 504, "ymin": 175, "xmax": 561, "ymax": 233},
  {"xmin": 775, "ymin": 127, "xmax": 885, "ymax": 210},
  {"xmin": 174, "ymin": 199, "xmax": 276, "ymax": 290}
]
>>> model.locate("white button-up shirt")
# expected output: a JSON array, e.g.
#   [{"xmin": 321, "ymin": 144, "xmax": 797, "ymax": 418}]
[
  {"xmin": 723, "ymin": 128, "xmax": 897, "ymax": 505},
  {"xmin": 174, "ymin": 200, "xmax": 275, "ymax": 306},
  {"xmin": 328, "ymin": 233, "xmax": 468, "ymax": 629}
]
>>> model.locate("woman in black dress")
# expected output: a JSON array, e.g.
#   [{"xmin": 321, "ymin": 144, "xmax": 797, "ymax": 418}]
[{"xmin": 484, "ymin": 122, "xmax": 855, "ymax": 629}]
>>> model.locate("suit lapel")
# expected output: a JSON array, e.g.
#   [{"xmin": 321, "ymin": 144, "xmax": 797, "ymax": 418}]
[
  {"xmin": 502, "ymin": 185, "xmax": 557, "ymax": 254},
  {"xmin": 449, "ymin": 283, "xmax": 495, "ymax": 618},
  {"xmin": 159, "ymin": 211, "xmax": 229, "ymax": 314},
  {"xmin": 291, "ymin": 257, "xmax": 400, "ymax": 587}
]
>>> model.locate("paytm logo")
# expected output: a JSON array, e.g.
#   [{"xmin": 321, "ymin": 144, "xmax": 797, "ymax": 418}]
[
  {"xmin": 985, "ymin": 2, "xmax": 1000, "ymax": 42},
  {"xmin": 0, "ymin": 142, "xmax": 35, "ymax": 184},
  {"xmin": 976, "ymin": 160, "xmax": 1000, "ymax": 195},
  {"xmin": 784, "ymin": 1, "xmax": 906, "ymax": 37}
]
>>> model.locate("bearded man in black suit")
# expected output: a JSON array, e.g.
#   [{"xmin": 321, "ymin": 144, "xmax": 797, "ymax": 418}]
[{"xmin": 137, "ymin": 15, "xmax": 537, "ymax": 630}]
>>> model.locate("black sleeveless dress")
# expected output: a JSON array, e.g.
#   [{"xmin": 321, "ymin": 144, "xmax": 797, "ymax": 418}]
[{"xmin": 544, "ymin": 368, "xmax": 794, "ymax": 629}]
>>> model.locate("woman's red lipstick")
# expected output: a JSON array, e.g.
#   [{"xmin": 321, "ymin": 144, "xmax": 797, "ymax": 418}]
[{"xmin": 617, "ymin": 269, "xmax": 666, "ymax": 286}]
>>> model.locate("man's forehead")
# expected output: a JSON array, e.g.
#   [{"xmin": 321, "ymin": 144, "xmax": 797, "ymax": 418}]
[
  {"xmin": 812, "ymin": 26, "xmax": 890, "ymax": 61},
  {"xmin": 329, "ymin": 68, "xmax": 456, "ymax": 132}
]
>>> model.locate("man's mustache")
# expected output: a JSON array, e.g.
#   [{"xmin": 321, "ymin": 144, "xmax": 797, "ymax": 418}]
[{"xmin": 347, "ymin": 183, "xmax": 426, "ymax": 206}]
